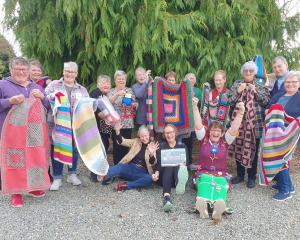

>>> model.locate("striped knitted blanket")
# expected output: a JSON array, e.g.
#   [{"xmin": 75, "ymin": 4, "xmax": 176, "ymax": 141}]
[
  {"xmin": 147, "ymin": 77, "xmax": 194, "ymax": 135},
  {"xmin": 200, "ymin": 83, "xmax": 230, "ymax": 128},
  {"xmin": 1, "ymin": 98, "xmax": 50, "ymax": 194},
  {"xmin": 50, "ymin": 92, "xmax": 73, "ymax": 166},
  {"xmin": 73, "ymin": 98, "xmax": 109, "ymax": 176},
  {"xmin": 258, "ymin": 104, "xmax": 300, "ymax": 185}
]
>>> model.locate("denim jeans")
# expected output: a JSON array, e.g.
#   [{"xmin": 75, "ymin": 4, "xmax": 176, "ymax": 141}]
[
  {"xmin": 51, "ymin": 144, "xmax": 79, "ymax": 179},
  {"xmin": 106, "ymin": 163, "xmax": 152, "ymax": 189},
  {"xmin": 276, "ymin": 168, "xmax": 293, "ymax": 194}
]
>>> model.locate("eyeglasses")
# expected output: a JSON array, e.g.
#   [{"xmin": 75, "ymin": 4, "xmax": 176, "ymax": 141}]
[
  {"xmin": 64, "ymin": 70, "xmax": 77, "ymax": 74},
  {"xmin": 210, "ymin": 129, "xmax": 222, "ymax": 133},
  {"xmin": 13, "ymin": 67, "xmax": 29, "ymax": 72},
  {"xmin": 164, "ymin": 131, "xmax": 175, "ymax": 135},
  {"xmin": 285, "ymin": 81, "xmax": 299, "ymax": 84},
  {"xmin": 244, "ymin": 69, "xmax": 254, "ymax": 73}
]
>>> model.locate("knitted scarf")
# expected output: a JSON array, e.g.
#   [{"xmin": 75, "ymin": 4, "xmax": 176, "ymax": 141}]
[
  {"xmin": 228, "ymin": 87, "xmax": 256, "ymax": 168},
  {"xmin": 50, "ymin": 92, "xmax": 73, "ymax": 166},
  {"xmin": 73, "ymin": 98, "xmax": 109, "ymax": 176},
  {"xmin": 148, "ymin": 77, "xmax": 194, "ymax": 135},
  {"xmin": 201, "ymin": 83, "xmax": 229, "ymax": 128},
  {"xmin": 0, "ymin": 98, "xmax": 50, "ymax": 194},
  {"xmin": 258, "ymin": 104, "xmax": 300, "ymax": 185}
]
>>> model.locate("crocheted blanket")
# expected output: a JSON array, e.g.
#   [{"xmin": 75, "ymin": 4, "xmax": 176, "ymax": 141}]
[
  {"xmin": 200, "ymin": 83, "xmax": 230, "ymax": 128},
  {"xmin": 51, "ymin": 92, "xmax": 73, "ymax": 166},
  {"xmin": 147, "ymin": 77, "xmax": 194, "ymax": 135},
  {"xmin": 0, "ymin": 98, "xmax": 50, "ymax": 194},
  {"xmin": 228, "ymin": 87, "xmax": 256, "ymax": 168},
  {"xmin": 258, "ymin": 104, "xmax": 300, "ymax": 185},
  {"xmin": 73, "ymin": 98, "xmax": 109, "ymax": 176}
]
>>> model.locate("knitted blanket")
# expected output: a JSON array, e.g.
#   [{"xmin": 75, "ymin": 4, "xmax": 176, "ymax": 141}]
[
  {"xmin": 148, "ymin": 77, "xmax": 194, "ymax": 134},
  {"xmin": 73, "ymin": 98, "xmax": 109, "ymax": 176},
  {"xmin": 228, "ymin": 87, "xmax": 256, "ymax": 168},
  {"xmin": 258, "ymin": 104, "xmax": 300, "ymax": 185},
  {"xmin": 50, "ymin": 92, "xmax": 73, "ymax": 166},
  {"xmin": 146, "ymin": 78, "xmax": 154, "ymax": 139},
  {"xmin": 0, "ymin": 98, "xmax": 50, "ymax": 194},
  {"xmin": 200, "ymin": 83, "xmax": 230, "ymax": 128}
]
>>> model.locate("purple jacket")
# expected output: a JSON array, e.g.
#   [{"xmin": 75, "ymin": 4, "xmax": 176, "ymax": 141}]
[{"xmin": 0, "ymin": 77, "xmax": 49, "ymax": 135}]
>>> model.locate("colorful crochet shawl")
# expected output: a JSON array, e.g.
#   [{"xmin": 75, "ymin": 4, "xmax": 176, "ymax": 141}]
[
  {"xmin": 50, "ymin": 92, "xmax": 73, "ymax": 166},
  {"xmin": 73, "ymin": 98, "xmax": 109, "ymax": 176},
  {"xmin": 228, "ymin": 87, "xmax": 256, "ymax": 168},
  {"xmin": 147, "ymin": 77, "xmax": 194, "ymax": 135},
  {"xmin": 200, "ymin": 83, "xmax": 230, "ymax": 128},
  {"xmin": 0, "ymin": 98, "xmax": 50, "ymax": 194},
  {"xmin": 258, "ymin": 104, "xmax": 300, "ymax": 185}
]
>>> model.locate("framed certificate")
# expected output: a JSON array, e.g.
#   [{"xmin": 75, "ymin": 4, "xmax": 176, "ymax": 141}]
[{"xmin": 161, "ymin": 148, "xmax": 186, "ymax": 167}]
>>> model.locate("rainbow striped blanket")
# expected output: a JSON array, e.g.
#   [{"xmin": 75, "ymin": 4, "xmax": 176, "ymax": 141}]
[
  {"xmin": 147, "ymin": 77, "xmax": 194, "ymax": 135},
  {"xmin": 73, "ymin": 98, "xmax": 109, "ymax": 176},
  {"xmin": 258, "ymin": 104, "xmax": 300, "ymax": 185},
  {"xmin": 51, "ymin": 92, "xmax": 73, "ymax": 166}
]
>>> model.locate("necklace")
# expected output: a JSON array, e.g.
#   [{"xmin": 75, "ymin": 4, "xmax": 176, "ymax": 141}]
[{"xmin": 209, "ymin": 139, "xmax": 219, "ymax": 162}]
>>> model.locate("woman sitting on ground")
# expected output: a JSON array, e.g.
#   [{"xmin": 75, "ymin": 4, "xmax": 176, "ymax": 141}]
[
  {"xmin": 101, "ymin": 122, "xmax": 159, "ymax": 191},
  {"xmin": 192, "ymin": 98, "xmax": 245, "ymax": 222},
  {"xmin": 152, "ymin": 124, "xmax": 189, "ymax": 212}
]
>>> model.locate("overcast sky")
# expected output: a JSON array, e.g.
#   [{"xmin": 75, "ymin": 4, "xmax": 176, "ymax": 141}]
[{"xmin": 0, "ymin": 0, "xmax": 299, "ymax": 56}]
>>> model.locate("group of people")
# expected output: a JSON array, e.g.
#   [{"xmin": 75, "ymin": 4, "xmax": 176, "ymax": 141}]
[{"xmin": 0, "ymin": 55, "xmax": 299, "ymax": 224}]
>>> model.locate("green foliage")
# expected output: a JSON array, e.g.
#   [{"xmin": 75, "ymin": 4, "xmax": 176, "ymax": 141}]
[
  {"xmin": 0, "ymin": 34, "xmax": 15, "ymax": 78},
  {"xmin": 3, "ymin": 0, "xmax": 300, "ymax": 89}
]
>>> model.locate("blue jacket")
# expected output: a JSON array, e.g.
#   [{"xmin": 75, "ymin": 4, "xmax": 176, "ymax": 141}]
[{"xmin": 268, "ymin": 91, "xmax": 300, "ymax": 118}]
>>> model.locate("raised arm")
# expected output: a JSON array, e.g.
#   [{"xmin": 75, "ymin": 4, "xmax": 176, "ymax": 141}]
[
  {"xmin": 227, "ymin": 102, "xmax": 245, "ymax": 137},
  {"xmin": 192, "ymin": 97, "xmax": 204, "ymax": 130}
]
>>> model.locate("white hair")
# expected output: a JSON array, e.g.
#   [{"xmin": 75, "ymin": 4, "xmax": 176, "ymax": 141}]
[
  {"xmin": 241, "ymin": 61, "xmax": 258, "ymax": 76},
  {"xmin": 272, "ymin": 56, "xmax": 288, "ymax": 66},
  {"xmin": 64, "ymin": 61, "xmax": 78, "ymax": 72},
  {"xmin": 97, "ymin": 75, "xmax": 111, "ymax": 87},
  {"xmin": 137, "ymin": 125, "xmax": 149, "ymax": 137},
  {"xmin": 285, "ymin": 71, "xmax": 300, "ymax": 83},
  {"xmin": 185, "ymin": 73, "xmax": 196, "ymax": 80},
  {"xmin": 114, "ymin": 70, "xmax": 127, "ymax": 81}
]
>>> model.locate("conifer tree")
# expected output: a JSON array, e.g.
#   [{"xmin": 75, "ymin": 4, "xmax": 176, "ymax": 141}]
[{"xmin": 3, "ymin": 0, "xmax": 300, "ymax": 88}]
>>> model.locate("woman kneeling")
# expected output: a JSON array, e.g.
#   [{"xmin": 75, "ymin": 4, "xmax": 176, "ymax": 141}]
[
  {"xmin": 192, "ymin": 98, "xmax": 245, "ymax": 222},
  {"xmin": 101, "ymin": 122, "xmax": 159, "ymax": 191}
]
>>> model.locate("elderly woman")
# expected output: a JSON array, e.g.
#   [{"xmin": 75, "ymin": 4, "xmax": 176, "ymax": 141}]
[
  {"xmin": 228, "ymin": 61, "xmax": 270, "ymax": 188},
  {"xmin": 153, "ymin": 124, "xmax": 189, "ymax": 212},
  {"xmin": 132, "ymin": 67, "xmax": 151, "ymax": 128},
  {"xmin": 45, "ymin": 62, "xmax": 89, "ymax": 191},
  {"xmin": 108, "ymin": 70, "xmax": 137, "ymax": 165},
  {"xmin": 29, "ymin": 59, "xmax": 51, "ymax": 89},
  {"xmin": 101, "ymin": 122, "xmax": 159, "ymax": 190},
  {"xmin": 265, "ymin": 71, "xmax": 300, "ymax": 201},
  {"xmin": 192, "ymin": 97, "xmax": 245, "ymax": 222},
  {"xmin": 201, "ymin": 70, "xmax": 229, "ymax": 128},
  {"xmin": 182, "ymin": 73, "xmax": 202, "ymax": 166},
  {"xmin": 0, "ymin": 57, "xmax": 50, "ymax": 207},
  {"xmin": 89, "ymin": 75, "xmax": 113, "ymax": 182}
]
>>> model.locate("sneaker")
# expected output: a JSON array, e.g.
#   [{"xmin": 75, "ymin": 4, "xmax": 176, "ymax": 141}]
[
  {"xmin": 11, "ymin": 194, "xmax": 23, "ymax": 207},
  {"xmin": 176, "ymin": 165, "xmax": 189, "ymax": 194},
  {"xmin": 67, "ymin": 174, "xmax": 82, "ymax": 186},
  {"xmin": 90, "ymin": 172, "xmax": 98, "ymax": 183},
  {"xmin": 114, "ymin": 181, "xmax": 128, "ymax": 191},
  {"xmin": 273, "ymin": 192, "xmax": 292, "ymax": 201},
  {"xmin": 272, "ymin": 184, "xmax": 295, "ymax": 194},
  {"xmin": 247, "ymin": 179, "xmax": 256, "ymax": 188},
  {"xmin": 271, "ymin": 184, "xmax": 279, "ymax": 190},
  {"xmin": 231, "ymin": 176, "xmax": 244, "ymax": 184},
  {"xmin": 28, "ymin": 190, "xmax": 45, "ymax": 198},
  {"xmin": 212, "ymin": 199, "xmax": 226, "ymax": 222},
  {"xmin": 195, "ymin": 197, "xmax": 209, "ymax": 219},
  {"xmin": 163, "ymin": 195, "xmax": 173, "ymax": 212},
  {"xmin": 50, "ymin": 179, "xmax": 62, "ymax": 191}
]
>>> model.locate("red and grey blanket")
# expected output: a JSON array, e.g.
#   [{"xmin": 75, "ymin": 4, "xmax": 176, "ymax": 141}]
[{"xmin": 0, "ymin": 98, "xmax": 50, "ymax": 194}]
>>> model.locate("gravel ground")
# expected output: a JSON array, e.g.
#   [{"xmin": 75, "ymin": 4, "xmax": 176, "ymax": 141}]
[{"xmin": 1, "ymin": 149, "xmax": 300, "ymax": 240}]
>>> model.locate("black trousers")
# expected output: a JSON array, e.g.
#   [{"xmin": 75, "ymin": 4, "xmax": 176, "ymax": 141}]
[
  {"xmin": 158, "ymin": 166, "xmax": 179, "ymax": 195},
  {"xmin": 236, "ymin": 138, "xmax": 260, "ymax": 180},
  {"xmin": 112, "ymin": 128, "xmax": 132, "ymax": 165}
]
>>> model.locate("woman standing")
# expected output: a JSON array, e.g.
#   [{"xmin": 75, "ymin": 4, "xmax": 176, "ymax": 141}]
[
  {"xmin": 89, "ymin": 75, "xmax": 113, "ymax": 182},
  {"xmin": 45, "ymin": 62, "xmax": 89, "ymax": 191},
  {"xmin": 108, "ymin": 70, "xmax": 137, "ymax": 165},
  {"xmin": 228, "ymin": 61, "xmax": 270, "ymax": 188}
]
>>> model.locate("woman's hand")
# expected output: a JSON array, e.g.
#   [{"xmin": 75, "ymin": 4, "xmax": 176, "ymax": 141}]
[
  {"xmin": 9, "ymin": 94, "xmax": 25, "ymax": 105},
  {"xmin": 152, "ymin": 171, "xmax": 159, "ymax": 182},
  {"xmin": 192, "ymin": 97, "xmax": 199, "ymax": 108},
  {"xmin": 117, "ymin": 90, "xmax": 126, "ymax": 97},
  {"xmin": 98, "ymin": 112, "xmax": 106, "ymax": 119},
  {"xmin": 237, "ymin": 83, "xmax": 247, "ymax": 94},
  {"xmin": 248, "ymin": 83, "xmax": 257, "ymax": 93},
  {"xmin": 31, "ymin": 89, "xmax": 45, "ymax": 100},
  {"xmin": 236, "ymin": 102, "xmax": 245, "ymax": 114},
  {"xmin": 147, "ymin": 141, "xmax": 159, "ymax": 156},
  {"xmin": 114, "ymin": 121, "xmax": 123, "ymax": 135}
]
